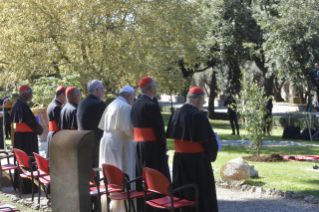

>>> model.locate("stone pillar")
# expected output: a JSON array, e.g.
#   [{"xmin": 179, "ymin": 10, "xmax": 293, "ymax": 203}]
[{"xmin": 50, "ymin": 130, "xmax": 95, "ymax": 212}]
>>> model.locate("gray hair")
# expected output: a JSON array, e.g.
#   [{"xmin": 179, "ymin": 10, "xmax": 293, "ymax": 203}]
[
  {"xmin": 87, "ymin": 80, "xmax": 103, "ymax": 94},
  {"xmin": 67, "ymin": 87, "xmax": 80, "ymax": 101},
  {"xmin": 119, "ymin": 91, "xmax": 134, "ymax": 98},
  {"xmin": 19, "ymin": 88, "xmax": 32, "ymax": 98},
  {"xmin": 315, "ymin": 63, "xmax": 319, "ymax": 66},
  {"xmin": 187, "ymin": 93, "xmax": 205, "ymax": 100},
  {"xmin": 139, "ymin": 78, "xmax": 155, "ymax": 93}
]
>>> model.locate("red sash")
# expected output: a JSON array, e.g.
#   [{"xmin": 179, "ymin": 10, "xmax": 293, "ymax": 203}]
[
  {"xmin": 174, "ymin": 139, "xmax": 204, "ymax": 153},
  {"xmin": 134, "ymin": 128, "xmax": 157, "ymax": 141},
  {"xmin": 16, "ymin": 123, "xmax": 33, "ymax": 132},
  {"xmin": 49, "ymin": 121, "xmax": 59, "ymax": 132}
]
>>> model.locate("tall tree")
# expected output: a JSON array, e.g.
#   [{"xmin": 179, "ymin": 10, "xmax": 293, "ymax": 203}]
[
  {"xmin": 0, "ymin": 0, "xmax": 204, "ymax": 93},
  {"xmin": 254, "ymin": 0, "xmax": 319, "ymax": 103}
]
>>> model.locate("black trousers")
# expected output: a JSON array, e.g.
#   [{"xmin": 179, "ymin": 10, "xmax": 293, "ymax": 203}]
[{"xmin": 229, "ymin": 113, "xmax": 239, "ymax": 135}]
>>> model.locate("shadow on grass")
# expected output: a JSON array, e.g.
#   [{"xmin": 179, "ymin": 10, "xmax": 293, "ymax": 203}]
[
  {"xmin": 217, "ymin": 198, "xmax": 318, "ymax": 212},
  {"xmin": 245, "ymin": 178, "xmax": 267, "ymax": 187},
  {"xmin": 296, "ymin": 187, "xmax": 319, "ymax": 198}
]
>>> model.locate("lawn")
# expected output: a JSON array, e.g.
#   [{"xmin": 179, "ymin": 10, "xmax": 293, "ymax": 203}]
[{"xmin": 162, "ymin": 113, "xmax": 319, "ymax": 198}]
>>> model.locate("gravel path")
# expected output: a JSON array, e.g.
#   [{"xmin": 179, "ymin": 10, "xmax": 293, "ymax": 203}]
[
  {"xmin": 1, "ymin": 185, "xmax": 319, "ymax": 211},
  {"xmin": 217, "ymin": 187, "xmax": 319, "ymax": 212}
]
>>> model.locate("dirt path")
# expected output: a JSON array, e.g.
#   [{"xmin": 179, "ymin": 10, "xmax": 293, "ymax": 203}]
[{"xmin": 217, "ymin": 187, "xmax": 319, "ymax": 212}]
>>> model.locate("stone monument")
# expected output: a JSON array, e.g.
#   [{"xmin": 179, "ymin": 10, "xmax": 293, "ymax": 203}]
[{"xmin": 50, "ymin": 130, "xmax": 95, "ymax": 212}]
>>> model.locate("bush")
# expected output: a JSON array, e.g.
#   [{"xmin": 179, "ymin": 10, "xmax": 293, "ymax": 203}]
[{"xmin": 105, "ymin": 93, "xmax": 117, "ymax": 106}]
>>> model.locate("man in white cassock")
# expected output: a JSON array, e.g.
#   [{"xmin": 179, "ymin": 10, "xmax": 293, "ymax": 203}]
[{"xmin": 98, "ymin": 85, "xmax": 136, "ymax": 212}]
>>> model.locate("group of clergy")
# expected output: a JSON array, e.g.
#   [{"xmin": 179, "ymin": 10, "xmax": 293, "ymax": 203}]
[{"xmin": 10, "ymin": 77, "xmax": 219, "ymax": 212}]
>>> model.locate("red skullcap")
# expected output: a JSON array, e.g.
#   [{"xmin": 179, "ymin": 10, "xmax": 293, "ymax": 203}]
[
  {"xmin": 188, "ymin": 86, "xmax": 204, "ymax": 94},
  {"xmin": 66, "ymin": 86, "xmax": 76, "ymax": 97},
  {"xmin": 19, "ymin": 85, "xmax": 30, "ymax": 92},
  {"xmin": 139, "ymin": 77, "xmax": 152, "ymax": 88},
  {"xmin": 56, "ymin": 86, "xmax": 66, "ymax": 92}
]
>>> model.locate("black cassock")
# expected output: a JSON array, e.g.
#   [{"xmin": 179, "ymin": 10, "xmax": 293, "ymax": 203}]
[
  {"xmin": 166, "ymin": 104, "xmax": 219, "ymax": 212},
  {"xmin": 60, "ymin": 102, "xmax": 78, "ymax": 130},
  {"xmin": 77, "ymin": 94, "xmax": 106, "ymax": 168},
  {"xmin": 131, "ymin": 94, "xmax": 170, "ymax": 211},
  {"xmin": 11, "ymin": 99, "xmax": 42, "ymax": 193},
  {"xmin": 46, "ymin": 99, "xmax": 62, "ymax": 158}
]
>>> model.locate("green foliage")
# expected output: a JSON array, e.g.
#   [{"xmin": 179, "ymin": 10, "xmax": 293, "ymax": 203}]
[
  {"xmin": 22, "ymin": 73, "xmax": 82, "ymax": 108},
  {"xmin": 0, "ymin": 0, "xmax": 204, "ymax": 94},
  {"xmin": 254, "ymin": 0, "xmax": 319, "ymax": 88},
  {"xmin": 105, "ymin": 93, "xmax": 116, "ymax": 106},
  {"xmin": 235, "ymin": 71, "xmax": 270, "ymax": 155}
]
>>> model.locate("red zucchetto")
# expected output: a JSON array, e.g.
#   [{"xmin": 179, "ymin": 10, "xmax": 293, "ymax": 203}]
[
  {"xmin": 188, "ymin": 86, "xmax": 204, "ymax": 94},
  {"xmin": 19, "ymin": 85, "xmax": 30, "ymax": 92},
  {"xmin": 56, "ymin": 86, "xmax": 66, "ymax": 92},
  {"xmin": 66, "ymin": 86, "xmax": 76, "ymax": 97},
  {"xmin": 139, "ymin": 77, "xmax": 152, "ymax": 88}
]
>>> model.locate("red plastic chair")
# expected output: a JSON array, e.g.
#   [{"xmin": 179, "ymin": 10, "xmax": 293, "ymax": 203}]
[
  {"xmin": 102, "ymin": 164, "xmax": 152, "ymax": 212},
  {"xmin": 0, "ymin": 202, "xmax": 20, "ymax": 211},
  {"xmin": 33, "ymin": 153, "xmax": 50, "ymax": 204},
  {"xmin": 13, "ymin": 149, "xmax": 46, "ymax": 201},
  {"xmin": 0, "ymin": 151, "xmax": 18, "ymax": 191},
  {"xmin": 142, "ymin": 167, "xmax": 199, "ymax": 212},
  {"xmin": 90, "ymin": 168, "xmax": 123, "ymax": 212}
]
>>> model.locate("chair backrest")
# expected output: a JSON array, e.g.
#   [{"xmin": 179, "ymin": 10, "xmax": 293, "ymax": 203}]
[
  {"xmin": 102, "ymin": 164, "xmax": 125, "ymax": 188},
  {"xmin": 143, "ymin": 167, "xmax": 171, "ymax": 196},
  {"xmin": 13, "ymin": 149, "xmax": 30, "ymax": 169},
  {"xmin": 33, "ymin": 153, "xmax": 49, "ymax": 175}
]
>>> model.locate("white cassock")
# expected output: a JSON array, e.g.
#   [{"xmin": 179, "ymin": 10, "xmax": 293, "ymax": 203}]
[{"xmin": 98, "ymin": 96, "xmax": 135, "ymax": 212}]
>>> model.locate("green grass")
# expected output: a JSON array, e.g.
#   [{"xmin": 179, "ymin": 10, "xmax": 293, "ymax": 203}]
[{"xmin": 162, "ymin": 112, "xmax": 319, "ymax": 198}]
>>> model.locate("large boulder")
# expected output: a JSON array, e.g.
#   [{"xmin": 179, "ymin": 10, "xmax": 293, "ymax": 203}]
[{"xmin": 220, "ymin": 157, "xmax": 250, "ymax": 183}]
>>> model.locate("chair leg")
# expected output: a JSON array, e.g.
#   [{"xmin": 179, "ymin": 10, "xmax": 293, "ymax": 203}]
[
  {"xmin": 107, "ymin": 196, "xmax": 110, "ymax": 212},
  {"xmin": 43, "ymin": 184, "xmax": 49, "ymax": 199},
  {"xmin": 9, "ymin": 170, "xmax": 15, "ymax": 191},
  {"xmin": 19, "ymin": 175, "xmax": 22, "ymax": 198},
  {"xmin": 131, "ymin": 200, "xmax": 136, "ymax": 212},
  {"xmin": 38, "ymin": 182, "xmax": 41, "ymax": 204},
  {"xmin": 31, "ymin": 177, "xmax": 34, "ymax": 202},
  {"xmin": 97, "ymin": 194, "xmax": 101, "ymax": 212},
  {"xmin": 124, "ymin": 200, "xmax": 128, "ymax": 212},
  {"xmin": 195, "ymin": 202, "xmax": 199, "ymax": 212}
]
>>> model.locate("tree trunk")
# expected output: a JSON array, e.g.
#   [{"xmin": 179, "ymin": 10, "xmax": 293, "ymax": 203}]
[
  {"xmin": 299, "ymin": 85, "xmax": 306, "ymax": 103},
  {"xmin": 207, "ymin": 71, "xmax": 217, "ymax": 119},
  {"xmin": 253, "ymin": 56, "xmax": 275, "ymax": 97},
  {"xmin": 273, "ymin": 77, "xmax": 285, "ymax": 102}
]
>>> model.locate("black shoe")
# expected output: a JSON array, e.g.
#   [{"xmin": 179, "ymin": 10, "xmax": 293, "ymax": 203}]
[
  {"xmin": 237, "ymin": 133, "xmax": 240, "ymax": 136},
  {"xmin": 231, "ymin": 132, "xmax": 235, "ymax": 135}
]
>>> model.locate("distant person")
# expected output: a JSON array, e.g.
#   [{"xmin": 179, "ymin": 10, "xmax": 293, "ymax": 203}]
[
  {"xmin": 308, "ymin": 63, "xmax": 319, "ymax": 99},
  {"xmin": 4, "ymin": 96, "xmax": 11, "ymax": 140},
  {"xmin": 307, "ymin": 63, "xmax": 319, "ymax": 111},
  {"xmin": 46, "ymin": 86, "xmax": 67, "ymax": 158},
  {"xmin": 11, "ymin": 85, "xmax": 43, "ymax": 193},
  {"xmin": 264, "ymin": 98, "xmax": 273, "ymax": 136},
  {"xmin": 60, "ymin": 87, "xmax": 82, "ymax": 130},
  {"xmin": 77, "ymin": 80, "xmax": 106, "ymax": 168},
  {"xmin": 224, "ymin": 94, "xmax": 239, "ymax": 135},
  {"xmin": 166, "ymin": 86, "xmax": 219, "ymax": 212}
]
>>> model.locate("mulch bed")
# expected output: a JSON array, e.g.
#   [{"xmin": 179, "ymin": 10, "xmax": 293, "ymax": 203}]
[{"xmin": 242, "ymin": 153, "xmax": 286, "ymax": 162}]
